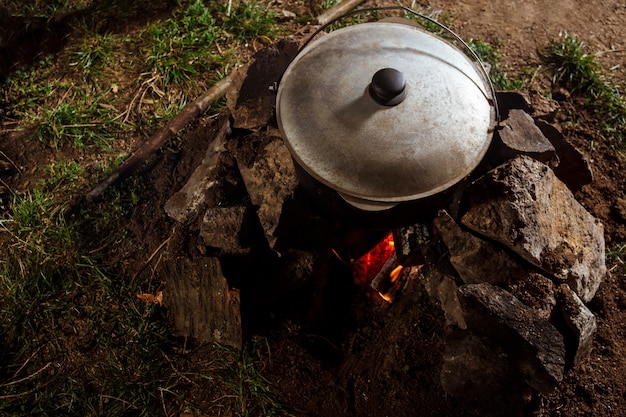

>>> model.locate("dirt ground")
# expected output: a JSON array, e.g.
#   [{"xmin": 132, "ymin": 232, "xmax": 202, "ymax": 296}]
[{"xmin": 2, "ymin": 0, "xmax": 626, "ymax": 416}]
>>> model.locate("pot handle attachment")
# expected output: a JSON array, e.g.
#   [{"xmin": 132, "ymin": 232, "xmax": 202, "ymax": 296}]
[{"xmin": 299, "ymin": 5, "xmax": 501, "ymax": 127}]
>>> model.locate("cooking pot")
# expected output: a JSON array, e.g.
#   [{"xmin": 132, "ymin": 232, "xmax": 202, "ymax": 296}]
[{"xmin": 276, "ymin": 7, "xmax": 498, "ymax": 213}]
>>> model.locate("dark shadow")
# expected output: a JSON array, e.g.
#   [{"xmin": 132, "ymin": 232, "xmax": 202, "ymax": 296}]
[{"xmin": 0, "ymin": 0, "xmax": 178, "ymax": 80}]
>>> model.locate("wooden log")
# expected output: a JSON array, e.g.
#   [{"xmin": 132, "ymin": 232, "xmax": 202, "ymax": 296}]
[
  {"xmin": 85, "ymin": 73, "xmax": 236, "ymax": 203},
  {"xmin": 163, "ymin": 256, "xmax": 242, "ymax": 349},
  {"xmin": 313, "ymin": 0, "xmax": 367, "ymax": 25}
]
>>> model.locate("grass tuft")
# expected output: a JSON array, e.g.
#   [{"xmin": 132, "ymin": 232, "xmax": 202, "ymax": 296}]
[
  {"xmin": 216, "ymin": 338, "xmax": 293, "ymax": 417},
  {"xmin": 216, "ymin": 1, "xmax": 280, "ymax": 41},
  {"xmin": 143, "ymin": 0, "xmax": 221, "ymax": 87},
  {"xmin": 545, "ymin": 34, "xmax": 626, "ymax": 145},
  {"xmin": 607, "ymin": 242, "xmax": 626, "ymax": 274},
  {"xmin": 72, "ymin": 33, "xmax": 115, "ymax": 79},
  {"xmin": 468, "ymin": 38, "xmax": 527, "ymax": 91}
]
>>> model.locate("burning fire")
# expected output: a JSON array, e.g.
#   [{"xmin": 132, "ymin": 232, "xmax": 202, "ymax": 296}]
[
  {"xmin": 351, "ymin": 233, "xmax": 405, "ymax": 303},
  {"xmin": 352, "ymin": 233, "xmax": 395, "ymax": 287}
]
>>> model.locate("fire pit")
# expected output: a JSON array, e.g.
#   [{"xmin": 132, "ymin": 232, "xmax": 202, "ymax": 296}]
[{"xmin": 160, "ymin": 31, "xmax": 606, "ymax": 417}]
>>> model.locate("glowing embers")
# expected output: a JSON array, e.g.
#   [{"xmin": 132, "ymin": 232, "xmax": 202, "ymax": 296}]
[
  {"xmin": 352, "ymin": 232, "xmax": 395, "ymax": 287},
  {"xmin": 351, "ymin": 232, "xmax": 412, "ymax": 303}
]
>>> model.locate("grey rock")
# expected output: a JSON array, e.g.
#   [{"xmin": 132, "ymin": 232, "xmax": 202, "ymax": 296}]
[
  {"xmin": 458, "ymin": 282, "xmax": 565, "ymax": 393},
  {"xmin": 392, "ymin": 222, "xmax": 433, "ymax": 265},
  {"xmin": 163, "ymin": 257, "xmax": 242, "ymax": 349},
  {"xmin": 226, "ymin": 37, "xmax": 299, "ymax": 130},
  {"xmin": 491, "ymin": 109, "xmax": 557, "ymax": 166},
  {"xmin": 460, "ymin": 155, "xmax": 606, "ymax": 302},
  {"xmin": 417, "ymin": 265, "xmax": 467, "ymax": 330},
  {"xmin": 441, "ymin": 329, "xmax": 531, "ymax": 417},
  {"xmin": 164, "ymin": 118, "xmax": 230, "ymax": 223}
]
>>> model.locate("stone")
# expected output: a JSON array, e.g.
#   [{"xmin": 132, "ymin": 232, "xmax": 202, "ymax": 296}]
[
  {"xmin": 460, "ymin": 155, "xmax": 606, "ymax": 302},
  {"xmin": 234, "ymin": 134, "xmax": 299, "ymax": 249},
  {"xmin": 226, "ymin": 37, "xmax": 299, "ymax": 130},
  {"xmin": 526, "ymin": 89, "xmax": 561, "ymax": 122},
  {"xmin": 434, "ymin": 210, "xmax": 527, "ymax": 285},
  {"xmin": 491, "ymin": 109, "xmax": 557, "ymax": 166},
  {"xmin": 458, "ymin": 282, "xmax": 565, "ymax": 393},
  {"xmin": 417, "ymin": 265, "xmax": 467, "ymax": 330},
  {"xmin": 535, "ymin": 119, "xmax": 593, "ymax": 192},
  {"xmin": 164, "ymin": 117, "xmax": 230, "ymax": 223},
  {"xmin": 556, "ymin": 284, "xmax": 597, "ymax": 367}
]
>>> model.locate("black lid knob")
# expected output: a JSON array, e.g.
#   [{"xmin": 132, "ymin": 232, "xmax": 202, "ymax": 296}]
[{"xmin": 368, "ymin": 68, "xmax": 406, "ymax": 106}]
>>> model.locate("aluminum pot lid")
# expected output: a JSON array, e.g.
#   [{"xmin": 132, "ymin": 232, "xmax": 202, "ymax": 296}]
[{"xmin": 276, "ymin": 21, "xmax": 496, "ymax": 204}]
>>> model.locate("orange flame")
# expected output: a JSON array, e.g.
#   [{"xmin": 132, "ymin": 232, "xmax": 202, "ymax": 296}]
[
  {"xmin": 378, "ymin": 292, "xmax": 393, "ymax": 303},
  {"xmin": 352, "ymin": 233, "xmax": 395, "ymax": 286},
  {"xmin": 389, "ymin": 265, "xmax": 403, "ymax": 283}
]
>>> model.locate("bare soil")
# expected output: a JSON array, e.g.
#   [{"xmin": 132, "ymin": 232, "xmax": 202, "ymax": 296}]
[{"xmin": 2, "ymin": 1, "xmax": 626, "ymax": 416}]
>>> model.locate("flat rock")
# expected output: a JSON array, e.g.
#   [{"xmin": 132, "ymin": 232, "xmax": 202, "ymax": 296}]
[
  {"xmin": 458, "ymin": 282, "xmax": 565, "ymax": 393},
  {"xmin": 556, "ymin": 284, "xmax": 597, "ymax": 367},
  {"xmin": 164, "ymin": 117, "xmax": 230, "ymax": 223},
  {"xmin": 491, "ymin": 109, "xmax": 557, "ymax": 165},
  {"xmin": 495, "ymin": 90, "xmax": 532, "ymax": 120},
  {"xmin": 441, "ymin": 329, "xmax": 530, "ymax": 417},
  {"xmin": 392, "ymin": 222, "xmax": 433, "ymax": 265},
  {"xmin": 460, "ymin": 155, "xmax": 606, "ymax": 302},
  {"xmin": 495, "ymin": 90, "xmax": 560, "ymax": 122},
  {"xmin": 418, "ymin": 265, "xmax": 467, "ymax": 330},
  {"xmin": 234, "ymin": 134, "xmax": 298, "ymax": 249},
  {"xmin": 226, "ymin": 37, "xmax": 299, "ymax": 130}
]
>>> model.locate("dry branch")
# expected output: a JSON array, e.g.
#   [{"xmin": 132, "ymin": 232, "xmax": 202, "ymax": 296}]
[
  {"xmin": 85, "ymin": 73, "xmax": 235, "ymax": 203},
  {"xmin": 313, "ymin": 0, "xmax": 366, "ymax": 25}
]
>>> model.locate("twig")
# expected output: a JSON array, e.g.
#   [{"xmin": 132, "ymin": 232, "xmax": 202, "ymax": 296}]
[
  {"xmin": 85, "ymin": 72, "xmax": 236, "ymax": 203},
  {"xmin": 100, "ymin": 395, "xmax": 138, "ymax": 410},
  {"xmin": 131, "ymin": 236, "xmax": 171, "ymax": 282},
  {"xmin": 0, "ymin": 150, "xmax": 22, "ymax": 173},
  {"xmin": 0, "ymin": 177, "xmax": 16, "ymax": 195},
  {"xmin": 0, "ymin": 362, "xmax": 53, "ymax": 388},
  {"xmin": 313, "ymin": 0, "xmax": 367, "ymax": 25},
  {"xmin": 595, "ymin": 48, "xmax": 626, "ymax": 56}
]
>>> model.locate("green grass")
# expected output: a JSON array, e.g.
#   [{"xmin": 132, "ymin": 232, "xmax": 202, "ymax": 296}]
[
  {"xmin": 143, "ymin": 0, "xmax": 221, "ymax": 87},
  {"xmin": 216, "ymin": 1, "xmax": 280, "ymax": 41},
  {"xmin": 216, "ymin": 338, "xmax": 293, "ymax": 417},
  {"xmin": 0, "ymin": 1, "xmax": 290, "ymax": 414},
  {"xmin": 32, "ymin": 98, "xmax": 118, "ymax": 148},
  {"xmin": 545, "ymin": 34, "xmax": 626, "ymax": 146},
  {"xmin": 73, "ymin": 33, "xmax": 116, "ymax": 79},
  {"xmin": 3, "ymin": 0, "xmax": 281, "ymax": 149},
  {"xmin": 607, "ymin": 242, "xmax": 626, "ymax": 274},
  {"xmin": 468, "ymin": 38, "xmax": 527, "ymax": 91}
]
